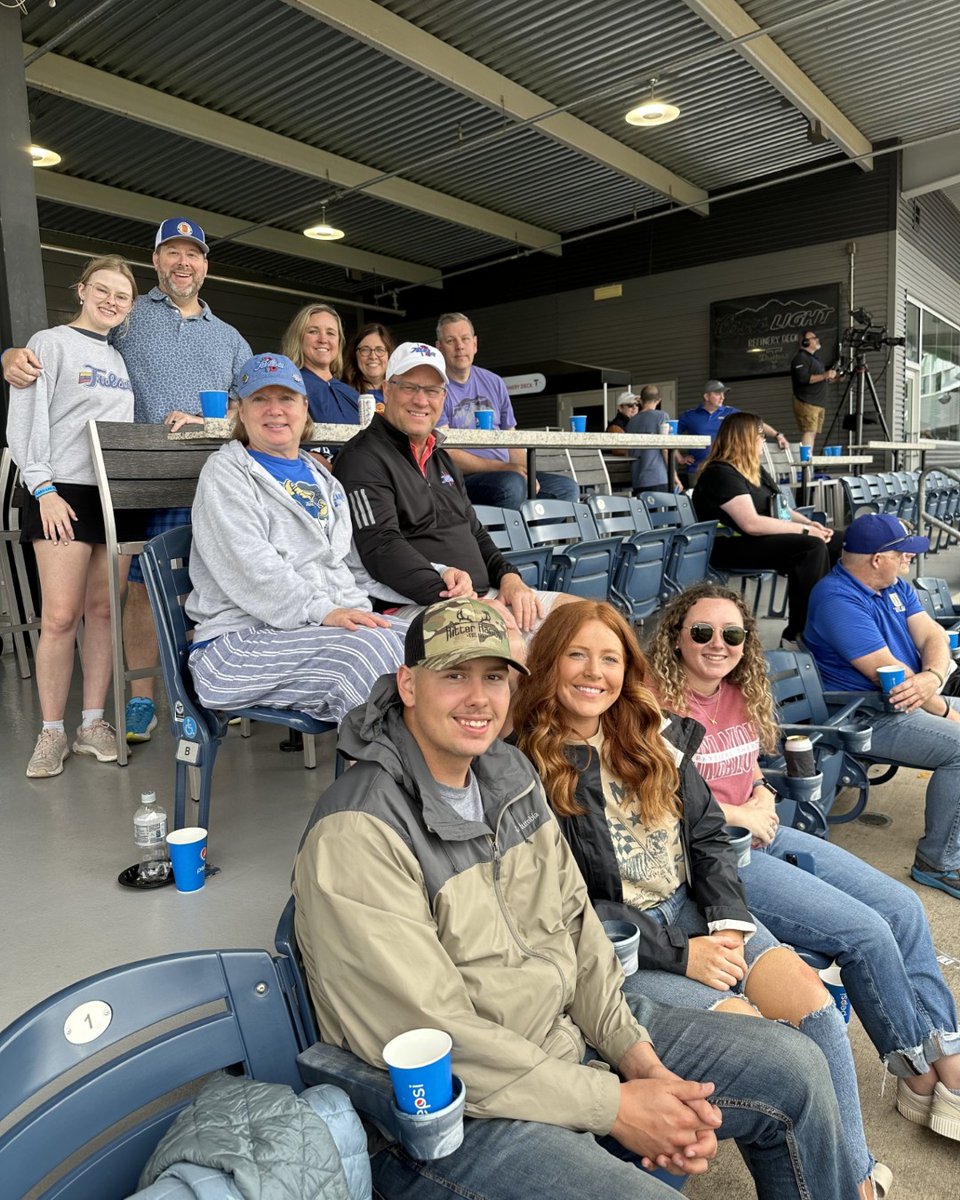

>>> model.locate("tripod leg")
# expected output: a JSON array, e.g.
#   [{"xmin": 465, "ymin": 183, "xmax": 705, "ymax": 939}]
[{"xmin": 863, "ymin": 370, "xmax": 891, "ymax": 441}]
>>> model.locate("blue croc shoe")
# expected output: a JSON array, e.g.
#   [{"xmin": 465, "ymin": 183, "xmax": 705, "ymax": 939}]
[
  {"xmin": 910, "ymin": 862, "xmax": 960, "ymax": 900},
  {"xmin": 125, "ymin": 697, "xmax": 158, "ymax": 743}
]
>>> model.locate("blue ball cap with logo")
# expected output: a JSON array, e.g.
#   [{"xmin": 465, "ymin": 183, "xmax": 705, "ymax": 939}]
[
  {"xmin": 842, "ymin": 512, "xmax": 929, "ymax": 555},
  {"xmin": 155, "ymin": 217, "xmax": 209, "ymax": 255},
  {"xmin": 235, "ymin": 353, "xmax": 306, "ymax": 400}
]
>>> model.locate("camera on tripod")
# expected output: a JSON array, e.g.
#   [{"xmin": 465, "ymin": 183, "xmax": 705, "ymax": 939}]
[{"xmin": 840, "ymin": 308, "xmax": 906, "ymax": 355}]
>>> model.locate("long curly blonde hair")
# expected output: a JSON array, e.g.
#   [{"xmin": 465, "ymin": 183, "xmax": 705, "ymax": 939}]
[
  {"xmin": 647, "ymin": 583, "xmax": 779, "ymax": 753},
  {"xmin": 513, "ymin": 601, "xmax": 680, "ymax": 823}
]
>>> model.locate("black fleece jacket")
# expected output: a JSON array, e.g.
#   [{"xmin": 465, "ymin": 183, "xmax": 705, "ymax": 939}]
[
  {"xmin": 332, "ymin": 414, "xmax": 518, "ymax": 604},
  {"xmin": 556, "ymin": 714, "xmax": 753, "ymax": 975}
]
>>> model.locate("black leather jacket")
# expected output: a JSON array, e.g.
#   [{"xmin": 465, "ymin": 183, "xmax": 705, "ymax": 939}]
[{"xmin": 556, "ymin": 714, "xmax": 752, "ymax": 975}]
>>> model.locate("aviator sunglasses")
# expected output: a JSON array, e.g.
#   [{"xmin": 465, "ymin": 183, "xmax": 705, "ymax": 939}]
[{"xmin": 685, "ymin": 622, "xmax": 748, "ymax": 646}]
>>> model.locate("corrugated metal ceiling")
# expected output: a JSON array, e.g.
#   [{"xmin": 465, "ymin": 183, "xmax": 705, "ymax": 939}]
[{"xmin": 16, "ymin": 0, "xmax": 960, "ymax": 298}]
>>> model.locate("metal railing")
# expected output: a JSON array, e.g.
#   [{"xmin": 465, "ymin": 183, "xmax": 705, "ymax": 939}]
[{"xmin": 915, "ymin": 465, "xmax": 960, "ymax": 576}]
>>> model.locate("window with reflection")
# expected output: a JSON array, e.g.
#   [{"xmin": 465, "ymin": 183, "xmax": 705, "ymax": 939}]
[{"xmin": 920, "ymin": 310, "xmax": 960, "ymax": 440}]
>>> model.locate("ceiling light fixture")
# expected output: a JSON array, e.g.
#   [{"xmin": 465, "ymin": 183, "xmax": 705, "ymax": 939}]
[
  {"xmin": 29, "ymin": 144, "xmax": 61, "ymax": 168},
  {"xmin": 303, "ymin": 203, "xmax": 345, "ymax": 242},
  {"xmin": 625, "ymin": 78, "xmax": 679, "ymax": 128}
]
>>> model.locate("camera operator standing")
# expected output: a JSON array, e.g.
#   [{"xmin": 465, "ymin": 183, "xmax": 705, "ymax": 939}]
[{"xmin": 791, "ymin": 330, "xmax": 838, "ymax": 450}]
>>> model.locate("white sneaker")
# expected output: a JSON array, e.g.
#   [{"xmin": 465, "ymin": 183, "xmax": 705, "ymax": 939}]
[
  {"xmin": 896, "ymin": 1077, "xmax": 934, "ymax": 1128},
  {"xmin": 26, "ymin": 728, "xmax": 69, "ymax": 778},
  {"xmin": 930, "ymin": 1081, "xmax": 960, "ymax": 1141}
]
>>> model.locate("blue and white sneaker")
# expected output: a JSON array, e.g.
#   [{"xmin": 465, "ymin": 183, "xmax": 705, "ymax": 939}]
[
  {"xmin": 125, "ymin": 697, "xmax": 158, "ymax": 743},
  {"xmin": 910, "ymin": 861, "xmax": 960, "ymax": 900}
]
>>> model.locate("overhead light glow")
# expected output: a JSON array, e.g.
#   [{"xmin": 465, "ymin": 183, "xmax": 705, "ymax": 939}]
[
  {"xmin": 624, "ymin": 101, "xmax": 680, "ymax": 127},
  {"xmin": 304, "ymin": 222, "xmax": 345, "ymax": 241},
  {"xmin": 29, "ymin": 144, "xmax": 61, "ymax": 167}
]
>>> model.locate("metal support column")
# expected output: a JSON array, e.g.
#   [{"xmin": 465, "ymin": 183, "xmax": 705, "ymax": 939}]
[{"xmin": 0, "ymin": 7, "xmax": 48, "ymax": 436}]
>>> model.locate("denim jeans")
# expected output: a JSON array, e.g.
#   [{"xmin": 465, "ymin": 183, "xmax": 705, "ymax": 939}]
[
  {"xmin": 464, "ymin": 469, "xmax": 579, "ymax": 510},
  {"xmin": 369, "ymin": 991, "xmax": 858, "ymax": 1200},
  {"xmin": 865, "ymin": 701, "xmax": 960, "ymax": 872},
  {"xmin": 742, "ymin": 824, "xmax": 960, "ymax": 1076},
  {"xmin": 622, "ymin": 886, "xmax": 871, "ymax": 1183}
]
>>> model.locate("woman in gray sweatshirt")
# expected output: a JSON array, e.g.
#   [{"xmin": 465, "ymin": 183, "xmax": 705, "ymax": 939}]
[
  {"xmin": 6, "ymin": 255, "xmax": 137, "ymax": 779},
  {"xmin": 186, "ymin": 352, "xmax": 410, "ymax": 725}
]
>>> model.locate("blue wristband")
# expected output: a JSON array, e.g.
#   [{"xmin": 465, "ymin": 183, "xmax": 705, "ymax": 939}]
[{"xmin": 34, "ymin": 485, "xmax": 58, "ymax": 498}]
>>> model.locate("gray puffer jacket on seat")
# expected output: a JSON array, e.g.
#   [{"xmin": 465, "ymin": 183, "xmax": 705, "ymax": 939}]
[{"xmin": 132, "ymin": 1074, "xmax": 371, "ymax": 1200}]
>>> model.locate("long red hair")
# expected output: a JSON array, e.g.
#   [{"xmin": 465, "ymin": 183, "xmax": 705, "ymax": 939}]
[{"xmin": 513, "ymin": 601, "xmax": 680, "ymax": 823}]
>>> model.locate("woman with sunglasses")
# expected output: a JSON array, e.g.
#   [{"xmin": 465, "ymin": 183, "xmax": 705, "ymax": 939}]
[
  {"xmin": 513, "ymin": 600, "xmax": 884, "ymax": 1198},
  {"xmin": 343, "ymin": 322, "xmax": 394, "ymax": 404},
  {"xmin": 692, "ymin": 410, "xmax": 842, "ymax": 647},
  {"xmin": 649, "ymin": 582, "xmax": 960, "ymax": 1144}
]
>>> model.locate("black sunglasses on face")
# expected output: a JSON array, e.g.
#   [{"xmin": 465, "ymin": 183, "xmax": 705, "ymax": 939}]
[{"xmin": 685, "ymin": 622, "xmax": 748, "ymax": 646}]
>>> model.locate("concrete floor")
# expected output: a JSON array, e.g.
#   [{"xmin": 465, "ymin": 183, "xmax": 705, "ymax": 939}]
[{"xmin": 2, "ymin": 551, "xmax": 960, "ymax": 1198}]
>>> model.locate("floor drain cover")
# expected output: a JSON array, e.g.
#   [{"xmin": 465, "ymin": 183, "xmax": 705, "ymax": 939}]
[{"xmin": 857, "ymin": 813, "xmax": 892, "ymax": 827}]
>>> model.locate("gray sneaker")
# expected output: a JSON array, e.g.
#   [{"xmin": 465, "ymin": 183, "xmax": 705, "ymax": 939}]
[
  {"xmin": 73, "ymin": 720, "xmax": 119, "ymax": 763},
  {"xmin": 26, "ymin": 728, "xmax": 69, "ymax": 778}
]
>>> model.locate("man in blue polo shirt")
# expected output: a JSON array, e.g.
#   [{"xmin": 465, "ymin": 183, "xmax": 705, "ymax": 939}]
[
  {"xmin": 676, "ymin": 381, "xmax": 786, "ymax": 487},
  {"xmin": 3, "ymin": 217, "xmax": 252, "ymax": 742},
  {"xmin": 804, "ymin": 513, "xmax": 960, "ymax": 899}
]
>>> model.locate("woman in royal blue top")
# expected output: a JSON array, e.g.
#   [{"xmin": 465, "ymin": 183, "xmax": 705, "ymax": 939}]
[{"xmin": 281, "ymin": 303, "xmax": 358, "ymax": 425}]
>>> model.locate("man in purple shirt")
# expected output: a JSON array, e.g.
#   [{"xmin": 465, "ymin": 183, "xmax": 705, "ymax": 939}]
[{"xmin": 436, "ymin": 313, "xmax": 578, "ymax": 510}]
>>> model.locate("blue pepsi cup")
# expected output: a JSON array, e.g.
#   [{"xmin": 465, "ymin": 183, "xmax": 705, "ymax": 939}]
[
  {"xmin": 668, "ymin": 419, "xmax": 679, "ymax": 435},
  {"xmin": 383, "ymin": 1028, "xmax": 453, "ymax": 1115},
  {"xmin": 799, "ymin": 445, "xmax": 812, "ymax": 462},
  {"xmin": 819, "ymin": 964, "xmax": 851, "ymax": 1023},
  {"xmin": 569, "ymin": 415, "xmax": 587, "ymax": 432},
  {"xmin": 949, "ymin": 630, "xmax": 959, "ymax": 652},
  {"xmin": 166, "ymin": 827, "xmax": 208, "ymax": 893},
  {"xmin": 199, "ymin": 390, "xmax": 229, "ymax": 418},
  {"xmin": 474, "ymin": 410, "xmax": 494, "ymax": 430}
]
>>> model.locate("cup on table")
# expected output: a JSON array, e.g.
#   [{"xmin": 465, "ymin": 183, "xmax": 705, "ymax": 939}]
[
  {"xmin": 826, "ymin": 445, "xmax": 842, "ymax": 456},
  {"xmin": 659, "ymin": 420, "xmax": 671, "ymax": 436},
  {"xmin": 784, "ymin": 735, "xmax": 816, "ymax": 778},
  {"xmin": 199, "ymin": 390, "xmax": 228, "ymax": 418},
  {"xmin": 667, "ymin": 419, "xmax": 679, "ymax": 435},
  {"xmin": 569, "ymin": 415, "xmax": 587, "ymax": 433},
  {"xmin": 723, "ymin": 825, "xmax": 752, "ymax": 869},
  {"xmin": 383, "ymin": 1028, "xmax": 453, "ymax": 1115},
  {"xmin": 799, "ymin": 445, "xmax": 812, "ymax": 462},
  {"xmin": 601, "ymin": 919, "xmax": 640, "ymax": 976},
  {"xmin": 818, "ymin": 963, "xmax": 851, "ymax": 1023},
  {"xmin": 475, "ymin": 410, "xmax": 495, "ymax": 430},
  {"xmin": 166, "ymin": 827, "xmax": 208, "ymax": 893}
]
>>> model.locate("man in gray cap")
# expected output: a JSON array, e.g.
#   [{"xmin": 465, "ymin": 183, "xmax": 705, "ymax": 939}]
[{"xmin": 676, "ymin": 382, "xmax": 786, "ymax": 487}]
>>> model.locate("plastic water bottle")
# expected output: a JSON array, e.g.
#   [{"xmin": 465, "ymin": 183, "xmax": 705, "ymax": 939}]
[{"xmin": 134, "ymin": 791, "xmax": 169, "ymax": 882}]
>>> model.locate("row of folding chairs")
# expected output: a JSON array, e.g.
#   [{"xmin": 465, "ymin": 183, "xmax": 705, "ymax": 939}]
[{"xmin": 476, "ymin": 491, "xmax": 788, "ymax": 624}]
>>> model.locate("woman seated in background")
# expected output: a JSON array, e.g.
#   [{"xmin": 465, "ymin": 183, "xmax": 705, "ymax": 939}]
[
  {"xmin": 281, "ymin": 303, "xmax": 359, "ymax": 424},
  {"xmin": 513, "ymin": 600, "xmax": 883, "ymax": 1198},
  {"xmin": 342, "ymin": 322, "xmax": 394, "ymax": 405},
  {"xmin": 186, "ymin": 352, "xmax": 409, "ymax": 724},
  {"xmin": 692, "ymin": 410, "xmax": 841, "ymax": 647},
  {"xmin": 648, "ymin": 581, "xmax": 960, "ymax": 1143}
]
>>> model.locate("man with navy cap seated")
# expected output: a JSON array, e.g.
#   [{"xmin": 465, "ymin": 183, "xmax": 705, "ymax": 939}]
[{"xmin": 804, "ymin": 512, "xmax": 960, "ymax": 900}]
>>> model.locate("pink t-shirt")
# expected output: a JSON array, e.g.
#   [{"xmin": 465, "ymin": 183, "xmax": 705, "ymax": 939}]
[{"xmin": 687, "ymin": 684, "xmax": 759, "ymax": 811}]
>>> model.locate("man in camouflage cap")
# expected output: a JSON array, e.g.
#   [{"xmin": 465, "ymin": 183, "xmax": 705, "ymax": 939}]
[{"xmin": 293, "ymin": 598, "xmax": 855, "ymax": 1200}]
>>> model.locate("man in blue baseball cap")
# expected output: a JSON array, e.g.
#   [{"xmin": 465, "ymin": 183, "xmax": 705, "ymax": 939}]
[
  {"xmin": 2, "ymin": 215, "xmax": 252, "ymax": 745},
  {"xmin": 805, "ymin": 513, "xmax": 960, "ymax": 899}
]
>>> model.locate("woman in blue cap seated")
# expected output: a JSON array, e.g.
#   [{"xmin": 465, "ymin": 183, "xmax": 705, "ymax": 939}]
[{"xmin": 186, "ymin": 352, "xmax": 408, "ymax": 723}]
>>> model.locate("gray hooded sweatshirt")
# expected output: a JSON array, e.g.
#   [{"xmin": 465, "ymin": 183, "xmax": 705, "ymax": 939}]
[{"xmin": 186, "ymin": 440, "xmax": 411, "ymax": 643}]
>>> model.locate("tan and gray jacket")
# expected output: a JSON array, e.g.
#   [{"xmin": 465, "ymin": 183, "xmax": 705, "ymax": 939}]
[{"xmin": 293, "ymin": 676, "xmax": 651, "ymax": 1135}]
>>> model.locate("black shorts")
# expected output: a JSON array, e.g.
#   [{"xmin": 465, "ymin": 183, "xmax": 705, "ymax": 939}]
[{"xmin": 19, "ymin": 483, "xmax": 145, "ymax": 546}]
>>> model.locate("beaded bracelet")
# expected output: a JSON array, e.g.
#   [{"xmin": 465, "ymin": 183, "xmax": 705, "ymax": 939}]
[{"xmin": 33, "ymin": 485, "xmax": 58, "ymax": 499}]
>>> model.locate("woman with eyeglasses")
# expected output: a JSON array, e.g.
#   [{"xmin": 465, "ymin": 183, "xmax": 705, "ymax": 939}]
[
  {"xmin": 513, "ymin": 599, "xmax": 885, "ymax": 1198},
  {"xmin": 692, "ymin": 410, "xmax": 842, "ymax": 648},
  {"xmin": 186, "ymin": 352, "xmax": 410, "ymax": 724},
  {"xmin": 648, "ymin": 582, "xmax": 960, "ymax": 1145},
  {"xmin": 343, "ymin": 322, "xmax": 395, "ymax": 404},
  {"xmin": 281, "ymin": 303, "xmax": 359, "ymax": 425},
  {"xmin": 7, "ymin": 255, "xmax": 139, "ymax": 779}
]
